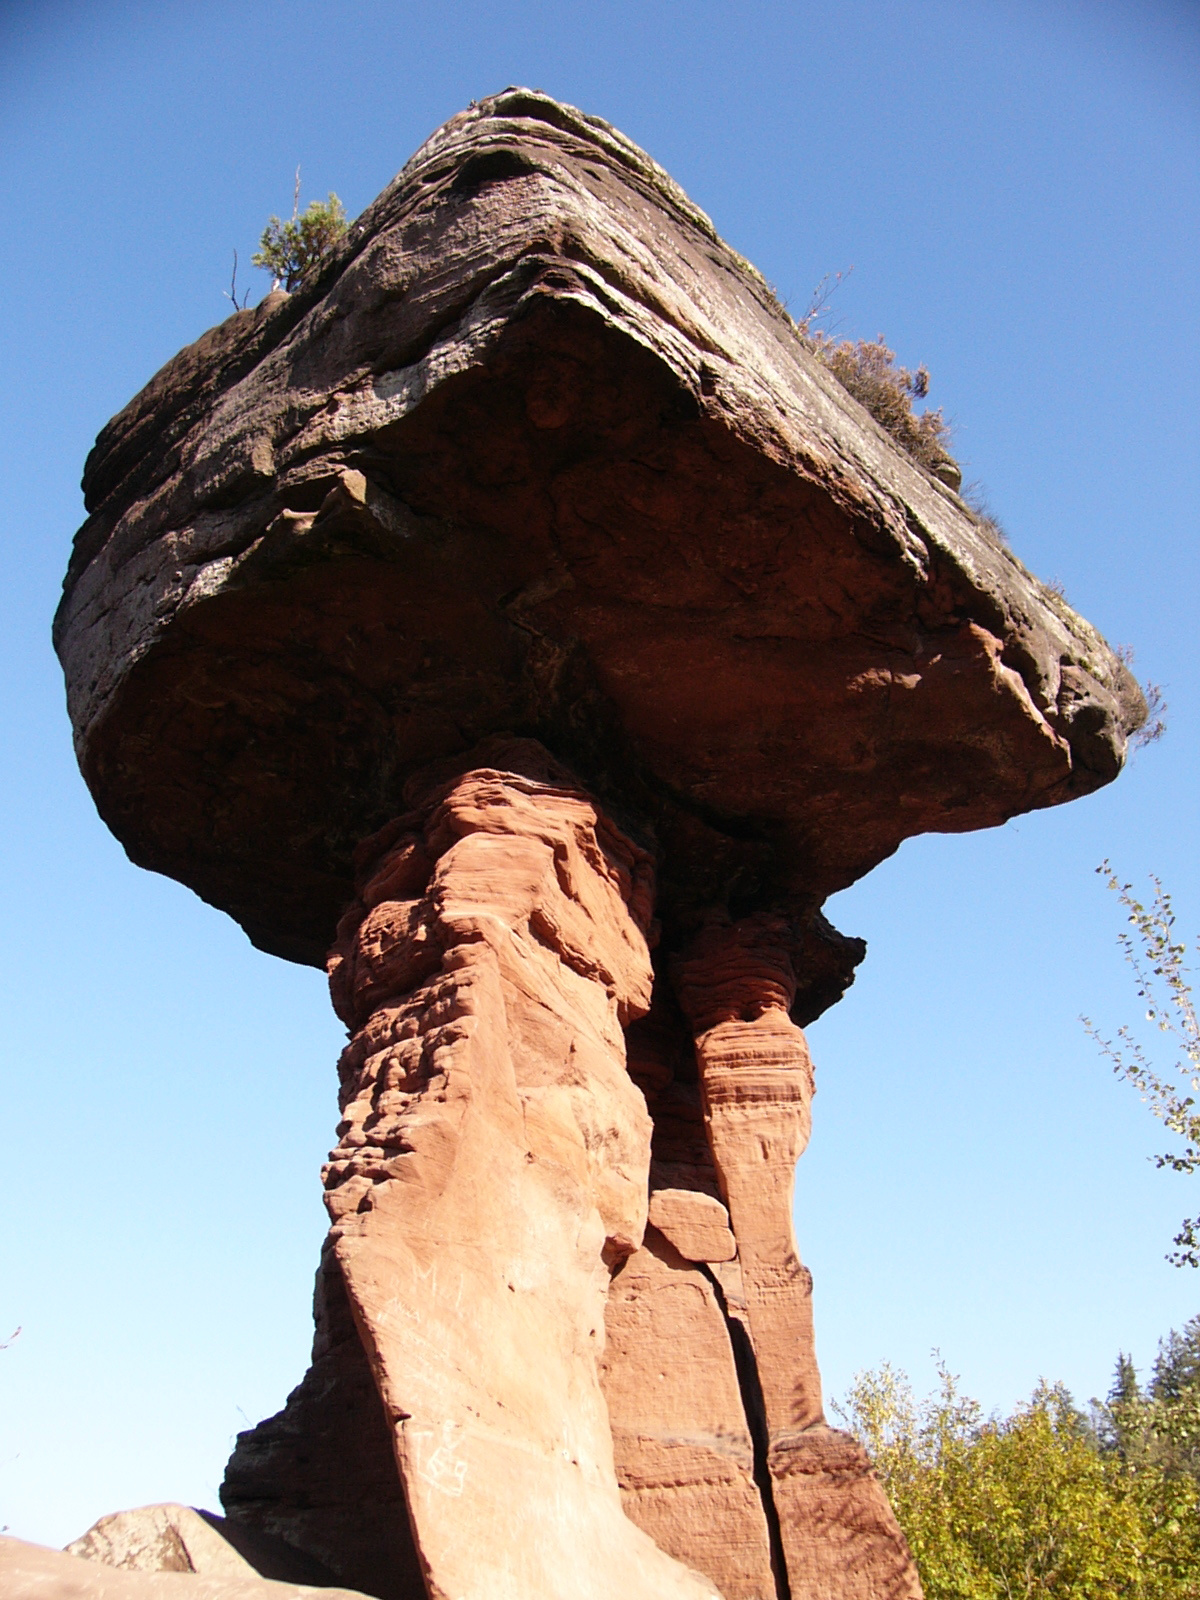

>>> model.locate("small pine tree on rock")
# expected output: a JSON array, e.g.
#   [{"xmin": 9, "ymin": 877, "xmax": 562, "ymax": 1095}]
[{"xmin": 253, "ymin": 188, "xmax": 348, "ymax": 293}]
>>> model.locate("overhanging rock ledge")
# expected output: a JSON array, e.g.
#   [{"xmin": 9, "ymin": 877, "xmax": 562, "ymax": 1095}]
[
  {"xmin": 55, "ymin": 86, "xmax": 1142, "ymax": 966},
  {"xmin": 54, "ymin": 87, "xmax": 1143, "ymax": 1600}
]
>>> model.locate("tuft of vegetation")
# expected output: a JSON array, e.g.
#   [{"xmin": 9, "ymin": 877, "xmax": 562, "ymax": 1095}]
[
  {"xmin": 1115, "ymin": 648, "xmax": 1169, "ymax": 749},
  {"xmin": 838, "ymin": 1349, "xmax": 1200, "ymax": 1599},
  {"xmin": 796, "ymin": 274, "xmax": 960, "ymax": 487},
  {"xmin": 811, "ymin": 332, "xmax": 958, "ymax": 481},
  {"xmin": 959, "ymin": 480, "xmax": 1009, "ymax": 545},
  {"xmin": 252, "ymin": 169, "xmax": 348, "ymax": 293}
]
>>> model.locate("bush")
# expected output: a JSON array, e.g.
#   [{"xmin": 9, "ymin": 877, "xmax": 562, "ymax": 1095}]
[
  {"xmin": 838, "ymin": 1359, "xmax": 1200, "ymax": 1598},
  {"xmin": 794, "ymin": 273, "xmax": 960, "ymax": 486},
  {"xmin": 252, "ymin": 191, "xmax": 348, "ymax": 293},
  {"xmin": 809, "ymin": 332, "xmax": 959, "ymax": 484}
]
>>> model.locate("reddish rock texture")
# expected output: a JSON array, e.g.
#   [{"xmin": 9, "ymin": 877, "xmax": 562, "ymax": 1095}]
[
  {"xmin": 55, "ymin": 90, "xmax": 1143, "ymax": 967},
  {"xmin": 55, "ymin": 86, "xmax": 1148, "ymax": 1600},
  {"xmin": 314, "ymin": 746, "xmax": 718, "ymax": 1600},
  {"xmin": 219, "ymin": 747, "xmax": 914, "ymax": 1600},
  {"xmin": 222, "ymin": 1243, "xmax": 423, "ymax": 1600},
  {"xmin": 600, "ymin": 1228, "xmax": 777, "ymax": 1600},
  {"xmin": 675, "ymin": 918, "xmax": 920, "ymax": 1598}
]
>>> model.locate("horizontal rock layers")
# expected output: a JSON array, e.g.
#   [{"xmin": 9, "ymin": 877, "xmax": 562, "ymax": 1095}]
[
  {"xmin": 57, "ymin": 85, "xmax": 1145, "ymax": 1600},
  {"xmin": 55, "ymin": 91, "xmax": 1144, "ymax": 969},
  {"xmin": 676, "ymin": 919, "xmax": 919, "ymax": 1598},
  {"xmin": 222, "ymin": 744, "xmax": 917, "ymax": 1600},
  {"xmin": 600, "ymin": 1226, "xmax": 777, "ymax": 1600}
]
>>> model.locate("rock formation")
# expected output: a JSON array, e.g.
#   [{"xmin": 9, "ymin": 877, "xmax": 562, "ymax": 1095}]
[
  {"xmin": 55, "ymin": 87, "xmax": 1144, "ymax": 1600},
  {"xmin": 65, "ymin": 1504, "xmax": 343, "ymax": 1586},
  {"xmin": 0, "ymin": 1531, "xmax": 368, "ymax": 1600}
]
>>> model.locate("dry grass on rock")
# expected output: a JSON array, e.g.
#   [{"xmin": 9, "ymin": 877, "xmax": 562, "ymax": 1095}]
[{"xmin": 809, "ymin": 332, "xmax": 958, "ymax": 484}]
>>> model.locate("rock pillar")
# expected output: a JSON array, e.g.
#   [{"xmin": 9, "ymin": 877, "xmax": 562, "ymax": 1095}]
[
  {"xmin": 318, "ymin": 744, "xmax": 719, "ymax": 1600},
  {"xmin": 224, "ymin": 755, "xmax": 921, "ymax": 1600},
  {"xmin": 673, "ymin": 917, "xmax": 922, "ymax": 1600}
]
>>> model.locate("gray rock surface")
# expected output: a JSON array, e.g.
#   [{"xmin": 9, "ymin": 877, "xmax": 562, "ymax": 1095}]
[{"xmin": 65, "ymin": 1505, "xmax": 339, "ymax": 1587}]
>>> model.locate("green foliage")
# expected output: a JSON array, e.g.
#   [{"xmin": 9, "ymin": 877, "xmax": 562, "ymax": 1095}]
[
  {"xmin": 838, "ymin": 1357, "xmax": 1200, "ymax": 1598},
  {"xmin": 1094, "ymin": 1320, "xmax": 1200, "ymax": 1481},
  {"xmin": 1083, "ymin": 865, "xmax": 1200, "ymax": 1266},
  {"xmin": 252, "ymin": 189, "xmax": 348, "ymax": 292}
]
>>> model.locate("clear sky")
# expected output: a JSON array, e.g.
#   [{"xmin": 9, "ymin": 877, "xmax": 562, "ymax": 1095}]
[{"xmin": 1, "ymin": 0, "xmax": 1198, "ymax": 1552}]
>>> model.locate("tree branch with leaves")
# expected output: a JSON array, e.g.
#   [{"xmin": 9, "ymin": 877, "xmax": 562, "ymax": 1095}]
[
  {"xmin": 251, "ymin": 166, "xmax": 348, "ymax": 293},
  {"xmin": 1083, "ymin": 862, "xmax": 1200, "ymax": 1266}
]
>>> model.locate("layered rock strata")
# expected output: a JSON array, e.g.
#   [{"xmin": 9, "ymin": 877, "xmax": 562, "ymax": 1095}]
[
  {"xmin": 54, "ymin": 89, "xmax": 1144, "ymax": 968},
  {"xmin": 600, "ymin": 1227, "xmax": 777, "ymax": 1600},
  {"xmin": 277, "ymin": 745, "xmax": 718, "ymax": 1600},
  {"xmin": 675, "ymin": 919, "xmax": 920, "ymax": 1598},
  {"xmin": 56, "ymin": 85, "xmax": 1147, "ymax": 1600},
  {"xmin": 223, "ymin": 745, "xmax": 915, "ymax": 1600}
]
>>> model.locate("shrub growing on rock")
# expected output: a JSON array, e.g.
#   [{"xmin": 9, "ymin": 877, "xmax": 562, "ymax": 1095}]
[
  {"xmin": 809, "ymin": 332, "xmax": 959, "ymax": 485},
  {"xmin": 253, "ymin": 192, "xmax": 348, "ymax": 292}
]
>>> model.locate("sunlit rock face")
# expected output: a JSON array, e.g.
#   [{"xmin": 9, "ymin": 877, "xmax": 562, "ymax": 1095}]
[{"xmin": 56, "ymin": 85, "xmax": 1142, "ymax": 1600}]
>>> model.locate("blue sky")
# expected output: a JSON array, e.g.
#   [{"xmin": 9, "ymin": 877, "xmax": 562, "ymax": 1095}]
[{"xmin": 1, "ymin": 0, "xmax": 1197, "ymax": 1550}]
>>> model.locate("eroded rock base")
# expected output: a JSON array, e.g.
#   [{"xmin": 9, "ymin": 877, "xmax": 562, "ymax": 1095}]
[
  {"xmin": 674, "ymin": 916, "xmax": 921, "ymax": 1600},
  {"xmin": 601, "ymin": 1226, "xmax": 778, "ymax": 1600},
  {"xmin": 222, "ymin": 1244, "xmax": 423, "ymax": 1600},
  {"xmin": 322, "ymin": 744, "xmax": 716, "ymax": 1600},
  {"xmin": 222, "ymin": 745, "xmax": 919, "ymax": 1600}
]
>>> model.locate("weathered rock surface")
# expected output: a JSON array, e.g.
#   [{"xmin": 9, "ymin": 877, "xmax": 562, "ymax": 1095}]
[
  {"xmin": 646, "ymin": 1189, "xmax": 737, "ymax": 1263},
  {"xmin": 56, "ymin": 84, "xmax": 1146, "ymax": 1600},
  {"xmin": 222, "ymin": 1245, "xmax": 424, "ymax": 1600},
  {"xmin": 55, "ymin": 88, "xmax": 1143, "ymax": 967},
  {"xmin": 217, "ymin": 747, "xmax": 913, "ymax": 1600},
  {"xmin": 66, "ymin": 1505, "xmax": 335, "ymax": 1585},
  {"xmin": 675, "ymin": 917, "xmax": 920, "ymax": 1598},
  {"xmin": 0, "ymin": 1535, "xmax": 368, "ymax": 1600},
  {"xmin": 313, "ymin": 743, "xmax": 718, "ymax": 1600},
  {"xmin": 600, "ymin": 1228, "xmax": 777, "ymax": 1600}
]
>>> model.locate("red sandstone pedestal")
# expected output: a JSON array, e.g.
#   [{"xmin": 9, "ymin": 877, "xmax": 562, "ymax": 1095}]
[{"xmin": 224, "ymin": 745, "xmax": 917, "ymax": 1600}]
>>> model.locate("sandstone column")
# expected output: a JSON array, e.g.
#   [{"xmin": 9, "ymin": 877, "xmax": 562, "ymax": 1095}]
[
  {"xmin": 320, "ymin": 744, "xmax": 719, "ymax": 1600},
  {"xmin": 674, "ymin": 917, "xmax": 921, "ymax": 1600},
  {"xmin": 600, "ymin": 1219, "xmax": 779, "ymax": 1600}
]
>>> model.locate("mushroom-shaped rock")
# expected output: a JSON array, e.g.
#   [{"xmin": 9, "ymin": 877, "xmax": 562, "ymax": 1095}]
[
  {"xmin": 56, "ymin": 88, "xmax": 1142, "ymax": 967},
  {"xmin": 56, "ymin": 89, "xmax": 1142, "ymax": 1600}
]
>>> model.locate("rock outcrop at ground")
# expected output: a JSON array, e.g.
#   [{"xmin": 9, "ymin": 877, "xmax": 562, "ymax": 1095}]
[
  {"xmin": 54, "ymin": 87, "xmax": 1144, "ymax": 1600},
  {"xmin": 0, "ymin": 1529, "xmax": 369, "ymax": 1599},
  {"xmin": 65, "ymin": 1505, "xmax": 340, "ymax": 1585}
]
